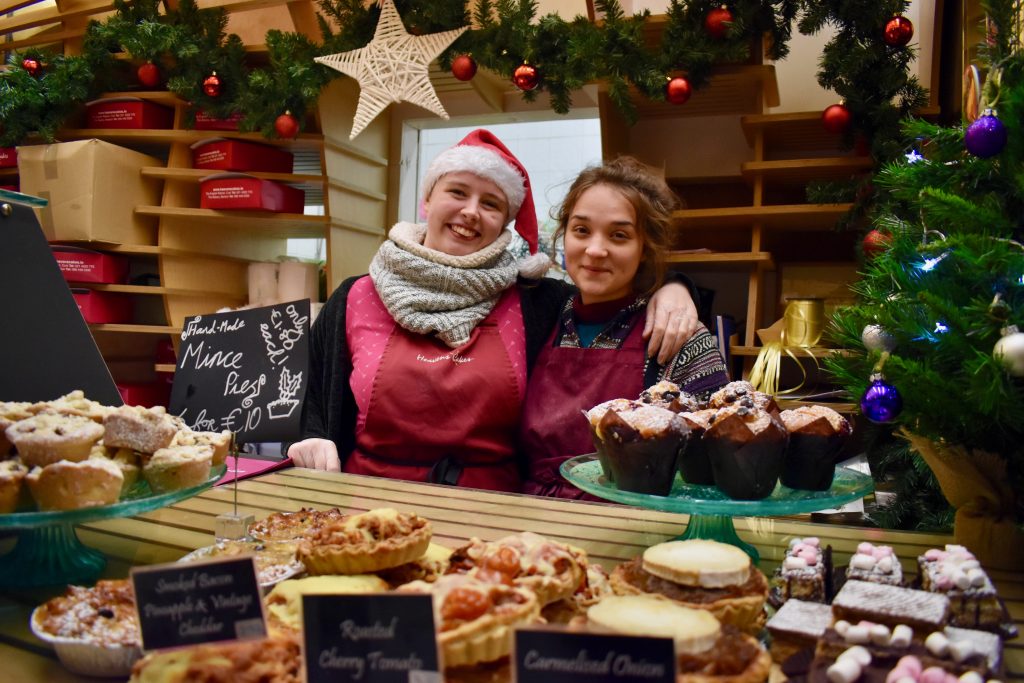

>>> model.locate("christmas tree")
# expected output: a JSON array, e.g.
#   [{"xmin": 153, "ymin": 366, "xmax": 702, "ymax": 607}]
[{"xmin": 825, "ymin": 0, "xmax": 1024, "ymax": 565}]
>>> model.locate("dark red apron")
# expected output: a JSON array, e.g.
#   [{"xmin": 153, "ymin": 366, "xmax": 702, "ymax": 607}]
[
  {"xmin": 346, "ymin": 305, "xmax": 522, "ymax": 492},
  {"xmin": 519, "ymin": 312, "xmax": 647, "ymax": 498}
]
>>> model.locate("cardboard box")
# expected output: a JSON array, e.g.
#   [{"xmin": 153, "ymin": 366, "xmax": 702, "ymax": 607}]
[
  {"xmin": 52, "ymin": 246, "xmax": 129, "ymax": 284},
  {"xmin": 200, "ymin": 173, "xmax": 304, "ymax": 213},
  {"xmin": 194, "ymin": 110, "xmax": 243, "ymax": 131},
  {"xmin": 71, "ymin": 288, "xmax": 132, "ymax": 324},
  {"xmin": 0, "ymin": 147, "xmax": 16, "ymax": 168},
  {"xmin": 86, "ymin": 97, "xmax": 174, "ymax": 130},
  {"xmin": 191, "ymin": 138, "xmax": 293, "ymax": 173},
  {"xmin": 117, "ymin": 381, "xmax": 170, "ymax": 408},
  {"xmin": 18, "ymin": 139, "xmax": 163, "ymax": 245}
]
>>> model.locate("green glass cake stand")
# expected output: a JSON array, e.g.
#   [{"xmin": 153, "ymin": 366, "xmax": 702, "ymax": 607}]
[
  {"xmin": 560, "ymin": 454, "xmax": 873, "ymax": 564},
  {"xmin": 0, "ymin": 464, "xmax": 226, "ymax": 587}
]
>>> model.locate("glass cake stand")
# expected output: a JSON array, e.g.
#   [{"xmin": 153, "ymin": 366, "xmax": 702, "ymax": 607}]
[
  {"xmin": 561, "ymin": 454, "xmax": 872, "ymax": 564},
  {"xmin": 0, "ymin": 464, "xmax": 226, "ymax": 587}
]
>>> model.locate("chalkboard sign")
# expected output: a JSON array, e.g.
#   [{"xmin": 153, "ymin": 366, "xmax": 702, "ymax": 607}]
[
  {"xmin": 131, "ymin": 555, "xmax": 266, "ymax": 651},
  {"xmin": 513, "ymin": 628, "xmax": 676, "ymax": 683},
  {"xmin": 169, "ymin": 300, "xmax": 310, "ymax": 443},
  {"xmin": 302, "ymin": 594, "xmax": 440, "ymax": 683},
  {"xmin": 0, "ymin": 192, "xmax": 121, "ymax": 404}
]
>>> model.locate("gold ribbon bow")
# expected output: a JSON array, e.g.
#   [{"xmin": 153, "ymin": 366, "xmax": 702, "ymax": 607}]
[{"xmin": 749, "ymin": 298, "xmax": 825, "ymax": 396}]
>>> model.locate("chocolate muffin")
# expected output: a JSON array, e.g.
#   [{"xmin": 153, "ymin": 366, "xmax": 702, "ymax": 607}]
[
  {"xmin": 585, "ymin": 398, "xmax": 642, "ymax": 482},
  {"xmin": 592, "ymin": 403, "xmax": 689, "ymax": 496},
  {"xmin": 779, "ymin": 405, "xmax": 851, "ymax": 490},
  {"xmin": 677, "ymin": 409, "xmax": 718, "ymax": 485},
  {"xmin": 639, "ymin": 380, "xmax": 700, "ymax": 413},
  {"xmin": 707, "ymin": 381, "xmax": 780, "ymax": 417},
  {"xmin": 704, "ymin": 403, "xmax": 788, "ymax": 500}
]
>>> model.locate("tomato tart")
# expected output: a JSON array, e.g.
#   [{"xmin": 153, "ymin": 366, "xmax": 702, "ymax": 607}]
[
  {"xmin": 296, "ymin": 507, "xmax": 431, "ymax": 575},
  {"xmin": 446, "ymin": 531, "xmax": 587, "ymax": 606}
]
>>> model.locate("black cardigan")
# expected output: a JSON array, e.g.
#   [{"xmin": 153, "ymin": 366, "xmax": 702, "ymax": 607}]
[{"xmin": 297, "ymin": 275, "xmax": 570, "ymax": 466}]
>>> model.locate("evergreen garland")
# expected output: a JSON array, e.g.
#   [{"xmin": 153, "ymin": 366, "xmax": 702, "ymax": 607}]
[{"xmin": 0, "ymin": 0, "xmax": 919, "ymax": 158}]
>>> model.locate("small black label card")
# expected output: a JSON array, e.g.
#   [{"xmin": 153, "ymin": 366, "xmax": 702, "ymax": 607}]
[
  {"xmin": 513, "ymin": 628, "xmax": 676, "ymax": 683},
  {"xmin": 302, "ymin": 594, "xmax": 439, "ymax": 683},
  {"xmin": 131, "ymin": 555, "xmax": 267, "ymax": 651}
]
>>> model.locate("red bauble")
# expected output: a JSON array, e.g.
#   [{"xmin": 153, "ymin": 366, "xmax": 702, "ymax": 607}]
[
  {"xmin": 21, "ymin": 57, "xmax": 40, "ymax": 77},
  {"xmin": 137, "ymin": 62, "xmax": 161, "ymax": 88},
  {"xmin": 862, "ymin": 229, "xmax": 891, "ymax": 258},
  {"xmin": 666, "ymin": 76, "xmax": 692, "ymax": 105},
  {"xmin": 274, "ymin": 111, "xmax": 299, "ymax": 139},
  {"xmin": 705, "ymin": 6, "xmax": 734, "ymax": 39},
  {"xmin": 822, "ymin": 103, "xmax": 852, "ymax": 134},
  {"xmin": 512, "ymin": 63, "xmax": 540, "ymax": 91},
  {"xmin": 451, "ymin": 54, "xmax": 477, "ymax": 82},
  {"xmin": 883, "ymin": 15, "xmax": 914, "ymax": 47},
  {"xmin": 202, "ymin": 71, "xmax": 222, "ymax": 98}
]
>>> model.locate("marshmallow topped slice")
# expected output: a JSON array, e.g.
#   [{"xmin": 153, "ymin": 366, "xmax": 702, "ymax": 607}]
[
  {"xmin": 587, "ymin": 595, "xmax": 720, "ymax": 655},
  {"xmin": 642, "ymin": 539, "xmax": 751, "ymax": 588}
]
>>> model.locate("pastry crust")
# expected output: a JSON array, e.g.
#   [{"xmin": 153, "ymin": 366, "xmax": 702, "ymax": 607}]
[
  {"xmin": 128, "ymin": 637, "xmax": 301, "ymax": 683},
  {"xmin": 171, "ymin": 429, "xmax": 232, "ymax": 466},
  {"xmin": 143, "ymin": 444, "xmax": 213, "ymax": 493},
  {"xmin": 6, "ymin": 413, "xmax": 105, "ymax": 467},
  {"xmin": 248, "ymin": 506, "xmax": 345, "ymax": 542},
  {"xmin": 0, "ymin": 458, "xmax": 27, "ymax": 513},
  {"xmin": 264, "ymin": 574, "xmax": 389, "ymax": 637},
  {"xmin": 28, "ymin": 390, "xmax": 113, "ymax": 423},
  {"xmin": 297, "ymin": 507, "xmax": 431, "ymax": 575},
  {"xmin": 400, "ymin": 574, "xmax": 541, "ymax": 668},
  {"xmin": 447, "ymin": 531, "xmax": 587, "ymax": 606},
  {"xmin": 677, "ymin": 630, "xmax": 771, "ymax": 683},
  {"xmin": 25, "ymin": 458, "xmax": 124, "ymax": 511},
  {"xmin": 610, "ymin": 557, "xmax": 768, "ymax": 634},
  {"xmin": 103, "ymin": 405, "xmax": 178, "ymax": 454}
]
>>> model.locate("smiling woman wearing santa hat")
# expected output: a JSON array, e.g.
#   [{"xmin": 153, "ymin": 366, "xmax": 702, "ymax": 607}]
[{"xmin": 288, "ymin": 129, "xmax": 698, "ymax": 491}]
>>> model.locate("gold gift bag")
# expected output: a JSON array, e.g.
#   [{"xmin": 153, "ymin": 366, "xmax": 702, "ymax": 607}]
[
  {"xmin": 901, "ymin": 429, "xmax": 1024, "ymax": 570},
  {"xmin": 749, "ymin": 298, "xmax": 825, "ymax": 395}
]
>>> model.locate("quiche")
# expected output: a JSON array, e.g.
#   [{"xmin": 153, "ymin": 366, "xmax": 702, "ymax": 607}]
[
  {"xmin": 296, "ymin": 507, "xmax": 431, "ymax": 575},
  {"xmin": 247, "ymin": 506, "xmax": 345, "ymax": 542}
]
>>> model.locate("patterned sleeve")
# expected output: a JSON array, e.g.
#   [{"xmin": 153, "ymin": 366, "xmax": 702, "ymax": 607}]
[{"xmin": 660, "ymin": 323, "xmax": 730, "ymax": 402}]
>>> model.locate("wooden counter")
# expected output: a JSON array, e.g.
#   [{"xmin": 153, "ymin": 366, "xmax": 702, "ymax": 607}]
[{"xmin": 1, "ymin": 468, "xmax": 1020, "ymax": 681}]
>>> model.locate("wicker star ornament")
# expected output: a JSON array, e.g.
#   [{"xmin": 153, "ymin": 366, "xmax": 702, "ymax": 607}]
[{"xmin": 315, "ymin": 0, "xmax": 468, "ymax": 139}]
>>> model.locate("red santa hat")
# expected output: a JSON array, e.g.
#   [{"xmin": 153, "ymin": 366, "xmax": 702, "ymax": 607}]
[{"xmin": 421, "ymin": 129, "xmax": 540, "ymax": 255}]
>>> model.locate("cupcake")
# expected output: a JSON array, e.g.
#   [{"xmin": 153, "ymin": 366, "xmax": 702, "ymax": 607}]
[
  {"xmin": 0, "ymin": 458, "xmax": 28, "ymax": 513},
  {"xmin": 707, "ymin": 380, "xmax": 780, "ymax": 416},
  {"xmin": 584, "ymin": 398, "xmax": 642, "ymax": 482},
  {"xmin": 677, "ymin": 409, "xmax": 719, "ymax": 485},
  {"xmin": 704, "ymin": 403, "xmax": 788, "ymax": 500},
  {"xmin": 592, "ymin": 403, "xmax": 689, "ymax": 496},
  {"xmin": 779, "ymin": 405, "xmax": 852, "ymax": 490},
  {"xmin": 639, "ymin": 380, "xmax": 700, "ymax": 413},
  {"xmin": 25, "ymin": 458, "xmax": 124, "ymax": 511}
]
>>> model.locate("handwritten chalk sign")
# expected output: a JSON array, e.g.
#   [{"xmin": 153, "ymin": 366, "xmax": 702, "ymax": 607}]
[
  {"xmin": 169, "ymin": 299, "xmax": 309, "ymax": 443},
  {"xmin": 131, "ymin": 556, "xmax": 266, "ymax": 651},
  {"xmin": 513, "ymin": 628, "xmax": 676, "ymax": 683},
  {"xmin": 302, "ymin": 594, "xmax": 440, "ymax": 683}
]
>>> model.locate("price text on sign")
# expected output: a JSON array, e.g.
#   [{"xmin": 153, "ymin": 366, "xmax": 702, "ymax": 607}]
[{"xmin": 131, "ymin": 555, "xmax": 266, "ymax": 651}]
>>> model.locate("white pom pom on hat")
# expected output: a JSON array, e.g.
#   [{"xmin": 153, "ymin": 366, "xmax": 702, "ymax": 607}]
[{"xmin": 421, "ymin": 129, "xmax": 539, "ymax": 255}]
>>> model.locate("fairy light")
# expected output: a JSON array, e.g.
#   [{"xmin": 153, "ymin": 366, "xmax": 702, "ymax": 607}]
[{"xmin": 917, "ymin": 252, "xmax": 949, "ymax": 272}]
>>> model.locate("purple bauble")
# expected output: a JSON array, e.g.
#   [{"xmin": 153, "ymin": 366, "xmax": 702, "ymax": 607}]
[
  {"xmin": 964, "ymin": 111, "xmax": 1007, "ymax": 158},
  {"xmin": 860, "ymin": 378, "xmax": 903, "ymax": 423}
]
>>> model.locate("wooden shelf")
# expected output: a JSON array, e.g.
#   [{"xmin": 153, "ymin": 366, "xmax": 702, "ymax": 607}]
[
  {"xmin": 0, "ymin": 167, "xmax": 18, "ymax": 177},
  {"xmin": 672, "ymin": 203, "xmax": 854, "ymax": 230},
  {"xmin": 59, "ymin": 128, "xmax": 325, "ymax": 151},
  {"xmin": 777, "ymin": 398, "xmax": 858, "ymax": 413},
  {"xmin": 666, "ymin": 251, "xmax": 774, "ymax": 269},
  {"xmin": 155, "ymin": 364, "xmax": 176, "ymax": 373},
  {"xmin": 89, "ymin": 323, "xmax": 180, "ymax": 335},
  {"xmin": 741, "ymin": 157, "xmax": 873, "ymax": 182},
  {"xmin": 731, "ymin": 345, "xmax": 851, "ymax": 358},
  {"xmin": 50, "ymin": 241, "xmax": 261, "ymax": 264},
  {"xmin": 140, "ymin": 167, "xmax": 326, "ymax": 189},
  {"xmin": 135, "ymin": 206, "xmax": 328, "ymax": 238},
  {"xmin": 75, "ymin": 283, "xmax": 246, "ymax": 298},
  {"xmin": 621, "ymin": 65, "xmax": 779, "ymax": 120}
]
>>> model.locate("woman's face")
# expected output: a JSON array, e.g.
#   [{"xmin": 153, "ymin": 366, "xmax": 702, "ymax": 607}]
[
  {"xmin": 564, "ymin": 183, "xmax": 644, "ymax": 305},
  {"xmin": 422, "ymin": 171, "xmax": 510, "ymax": 257}
]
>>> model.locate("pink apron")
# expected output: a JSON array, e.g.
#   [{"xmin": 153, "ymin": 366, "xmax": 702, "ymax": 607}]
[
  {"xmin": 519, "ymin": 314, "xmax": 647, "ymax": 498},
  {"xmin": 346, "ymin": 306, "xmax": 522, "ymax": 492}
]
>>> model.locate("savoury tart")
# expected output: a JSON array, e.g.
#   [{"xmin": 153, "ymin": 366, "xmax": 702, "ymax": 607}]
[
  {"xmin": 297, "ymin": 507, "xmax": 431, "ymax": 575},
  {"xmin": 128, "ymin": 636, "xmax": 301, "ymax": 683},
  {"xmin": 248, "ymin": 506, "xmax": 345, "ymax": 542},
  {"xmin": 400, "ymin": 574, "xmax": 541, "ymax": 668},
  {"xmin": 610, "ymin": 556, "xmax": 768, "ymax": 634},
  {"xmin": 447, "ymin": 531, "xmax": 587, "ymax": 606}
]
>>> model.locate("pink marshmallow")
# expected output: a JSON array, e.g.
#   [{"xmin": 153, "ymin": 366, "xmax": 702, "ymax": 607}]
[
  {"xmin": 924, "ymin": 548, "xmax": 945, "ymax": 561},
  {"xmin": 920, "ymin": 667, "xmax": 948, "ymax": 683},
  {"xmin": 858, "ymin": 542, "xmax": 875, "ymax": 554},
  {"xmin": 804, "ymin": 537, "xmax": 820, "ymax": 547},
  {"xmin": 943, "ymin": 674, "xmax": 959, "ymax": 683},
  {"xmin": 886, "ymin": 667, "xmax": 916, "ymax": 683},
  {"xmin": 872, "ymin": 545, "xmax": 894, "ymax": 558},
  {"xmin": 796, "ymin": 547, "xmax": 819, "ymax": 565},
  {"xmin": 896, "ymin": 656, "xmax": 923, "ymax": 678}
]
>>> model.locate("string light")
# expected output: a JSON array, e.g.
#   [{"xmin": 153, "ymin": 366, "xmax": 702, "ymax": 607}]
[
  {"xmin": 905, "ymin": 149, "xmax": 924, "ymax": 163},
  {"xmin": 934, "ymin": 321, "xmax": 948, "ymax": 334},
  {"xmin": 917, "ymin": 252, "xmax": 949, "ymax": 272}
]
